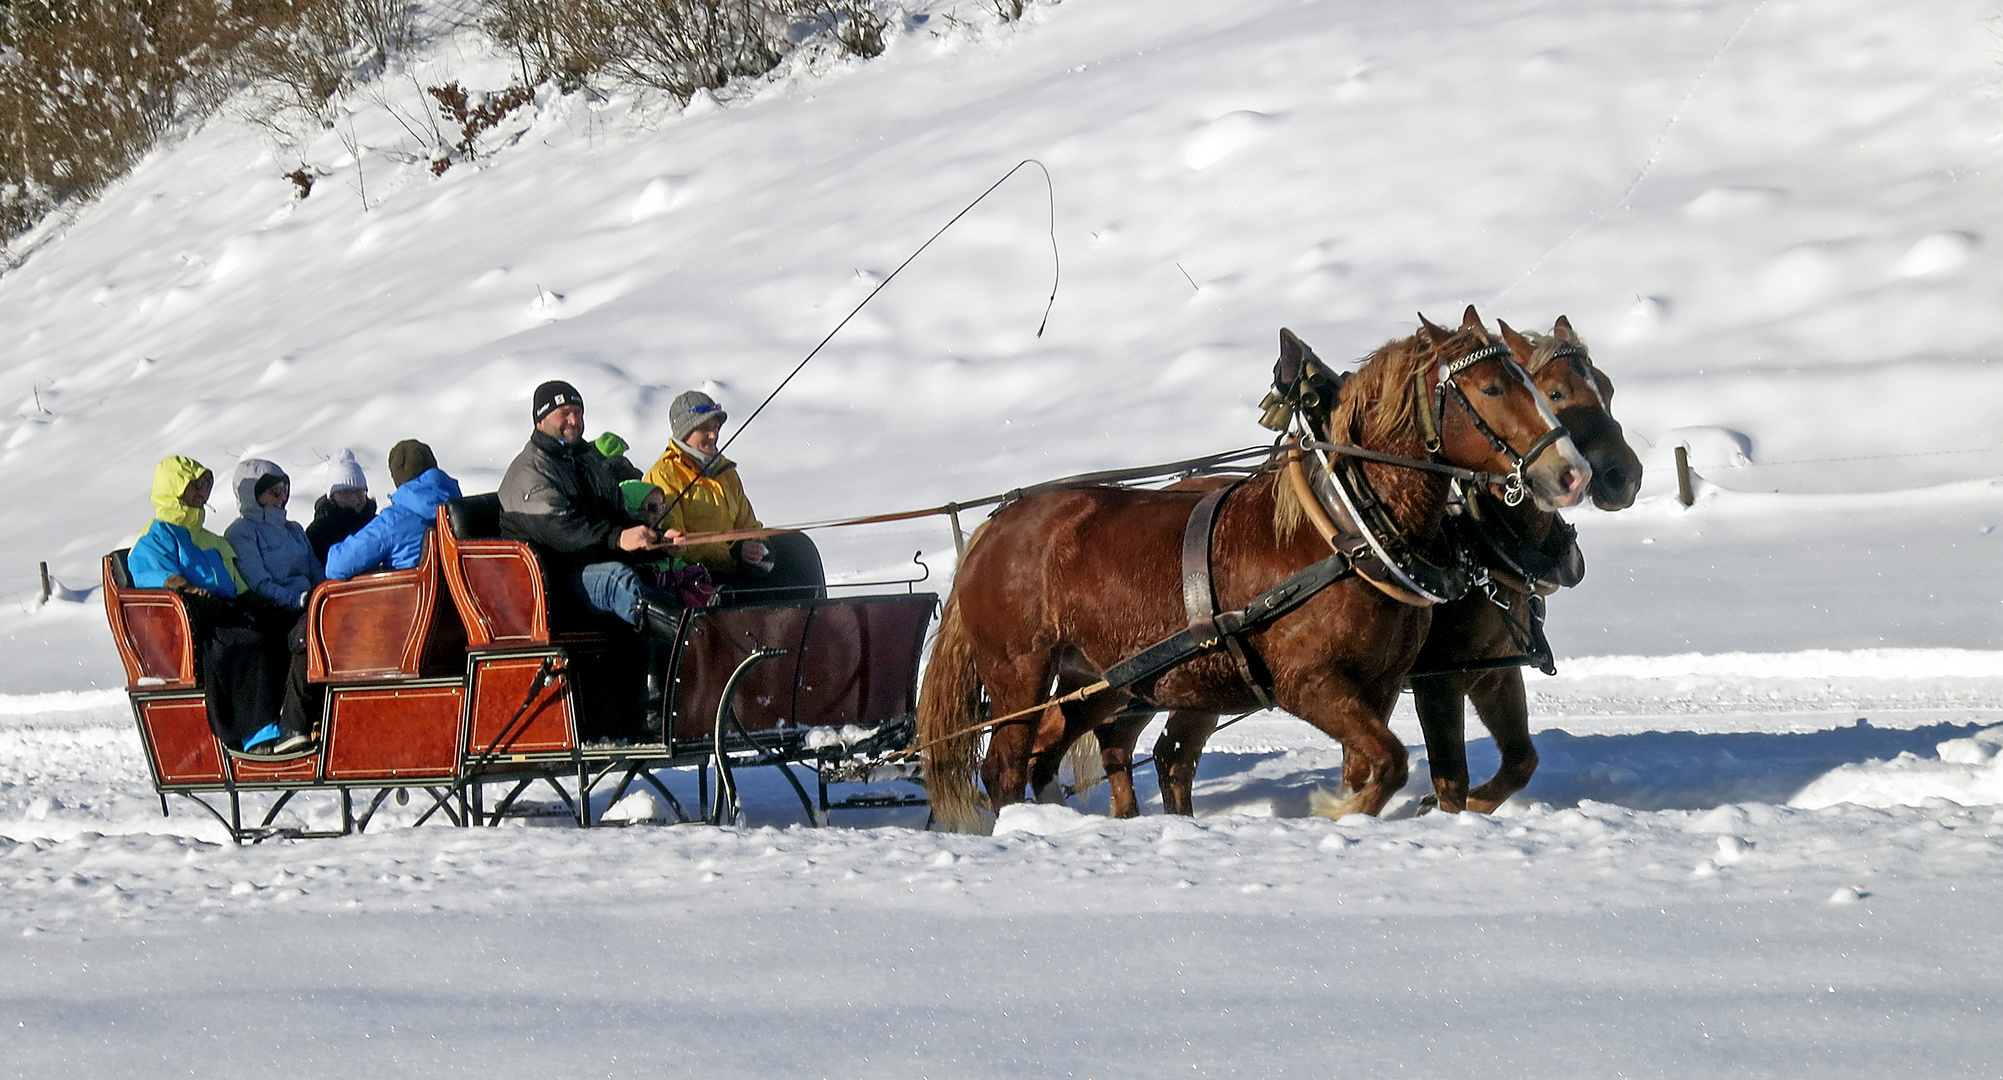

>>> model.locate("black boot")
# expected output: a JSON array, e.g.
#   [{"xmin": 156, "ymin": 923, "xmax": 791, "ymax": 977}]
[
  {"xmin": 634, "ymin": 596, "xmax": 687, "ymax": 644},
  {"xmin": 643, "ymin": 643, "xmax": 670, "ymax": 741}
]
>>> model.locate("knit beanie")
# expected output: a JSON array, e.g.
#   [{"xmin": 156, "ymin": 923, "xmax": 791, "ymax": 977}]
[
  {"xmin": 253, "ymin": 472, "xmax": 288, "ymax": 500},
  {"xmin": 593, "ymin": 431, "xmax": 629, "ymax": 459},
  {"xmin": 387, "ymin": 439, "xmax": 438, "ymax": 488},
  {"xmin": 670, "ymin": 390, "xmax": 726, "ymax": 442},
  {"xmin": 533, "ymin": 380, "xmax": 583, "ymax": 423},
  {"xmin": 326, "ymin": 449, "xmax": 367, "ymax": 494}
]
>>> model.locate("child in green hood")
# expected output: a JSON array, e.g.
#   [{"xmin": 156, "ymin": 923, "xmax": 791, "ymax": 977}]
[{"xmin": 620, "ymin": 480, "xmax": 716, "ymax": 608}]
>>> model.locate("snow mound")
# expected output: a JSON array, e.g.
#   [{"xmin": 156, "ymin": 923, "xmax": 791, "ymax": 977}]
[
  {"xmin": 993, "ymin": 802, "xmax": 1099, "ymax": 837},
  {"xmin": 1790, "ymin": 725, "xmax": 2003, "ymax": 809}
]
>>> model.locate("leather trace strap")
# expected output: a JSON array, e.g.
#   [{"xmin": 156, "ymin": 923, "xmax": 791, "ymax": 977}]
[
  {"xmin": 1180, "ymin": 483, "xmax": 1277, "ymax": 710},
  {"xmin": 1103, "ymin": 551, "xmax": 1353, "ymax": 696}
]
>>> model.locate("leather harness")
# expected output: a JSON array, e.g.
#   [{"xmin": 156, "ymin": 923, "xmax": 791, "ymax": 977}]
[
  {"xmin": 1179, "ymin": 483, "xmax": 1278, "ymax": 710},
  {"xmin": 1097, "ymin": 332, "xmax": 1581, "ymax": 706}
]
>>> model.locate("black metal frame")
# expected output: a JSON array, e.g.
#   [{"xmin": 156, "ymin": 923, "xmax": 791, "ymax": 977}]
[{"xmin": 127, "ymin": 590, "xmax": 936, "ymax": 842}]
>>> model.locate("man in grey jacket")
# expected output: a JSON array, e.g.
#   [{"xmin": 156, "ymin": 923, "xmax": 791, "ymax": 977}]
[{"xmin": 498, "ymin": 380, "xmax": 687, "ymax": 639}]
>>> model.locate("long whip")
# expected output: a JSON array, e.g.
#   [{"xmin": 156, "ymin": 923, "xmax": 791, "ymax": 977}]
[{"xmin": 659, "ymin": 159, "xmax": 1061, "ymax": 523}]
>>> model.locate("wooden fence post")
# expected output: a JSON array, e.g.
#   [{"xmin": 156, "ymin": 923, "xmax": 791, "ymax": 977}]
[
  {"xmin": 37, "ymin": 562, "xmax": 51, "ymax": 605},
  {"xmin": 1674, "ymin": 446, "xmax": 1695, "ymax": 507}
]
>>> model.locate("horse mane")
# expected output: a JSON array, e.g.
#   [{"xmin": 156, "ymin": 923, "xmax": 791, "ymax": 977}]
[
  {"xmin": 1272, "ymin": 324, "xmax": 1490, "ymax": 539},
  {"xmin": 1521, "ymin": 328, "xmax": 1590, "ymax": 373}
]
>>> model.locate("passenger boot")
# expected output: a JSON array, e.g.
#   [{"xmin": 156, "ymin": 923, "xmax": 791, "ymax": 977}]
[
  {"xmin": 643, "ymin": 643, "xmax": 670, "ymax": 741},
  {"xmin": 634, "ymin": 596, "xmax": 687, "ymax": 644}
]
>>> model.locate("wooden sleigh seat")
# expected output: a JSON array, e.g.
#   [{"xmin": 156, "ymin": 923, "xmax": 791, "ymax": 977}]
[
  {"xmin": 102, "ymin": 549, "xmax": 321, "ymax": 787},
  {"xmin": 304, "ymin": 529, "xmax": 470, "ymax": 784},
  {"xmin": 305, "ymin": 529, "xmax": 464, "ymax": 683},
  {"xmin": 437, "ymin": 494, "xmax": 643, "ymax": 759}
]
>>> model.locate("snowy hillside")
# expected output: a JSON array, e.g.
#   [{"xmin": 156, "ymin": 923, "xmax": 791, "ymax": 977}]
[
  {"xmin": 4, "ymin": 1, "xmax": 2003, "ymax": 1073},
  {"xmin": 3, "ymin": 0, "xmax": 2002, "ymax": 686}
]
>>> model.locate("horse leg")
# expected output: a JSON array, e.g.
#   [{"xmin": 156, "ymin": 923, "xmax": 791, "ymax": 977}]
[
  {"xmin": 1027, "ymin": 689, "xmax": 1124, "ymax": 805},
  {"xmin": 1029, "ymin": 703, "xmax": 1073, "ymax": 804},
  {"xmin": 1153, "ymin": 710, "xmax": 1218, "ymax": 816},
  {"xmin": 1297, "ymin": 678, "xmax": 1409, "ymax": 819},
  {"xmin": 1409, "ymin": 674, "xmax": 1471, "ymax": 813},
  {"xmin": 979, "ymin": 658, "xmax": 1060, "ymax": 816},
  {"xmin": 1092, "ymin": 714, "xmax": 1155, "ymax": 818},
  {"xmin": 1465, "ymin": 666, "xmax": 1537, "ymax": 813}
]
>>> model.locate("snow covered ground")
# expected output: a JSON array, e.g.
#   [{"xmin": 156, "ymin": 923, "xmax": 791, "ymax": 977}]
[{"xmin": 2, "ymin": 0, "xmax": 2002, "ymax": 1073}]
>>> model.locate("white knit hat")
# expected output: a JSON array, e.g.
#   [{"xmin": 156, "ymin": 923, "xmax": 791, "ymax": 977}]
[{"xmin": 326, "ymin": 448, "xmax": 367, "ymax": 493}]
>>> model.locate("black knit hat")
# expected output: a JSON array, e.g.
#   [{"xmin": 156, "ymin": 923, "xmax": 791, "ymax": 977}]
[
  {"xmin": 532, "ymin": 380, "xmax": 583, "ymax": 423},
  {"xmin": 387, "ymin": 439, "xmax": 437, "ymax": 488},
  {"xmin": 252, "ymin": 471, "xmax": 288, "ymax": 500}
]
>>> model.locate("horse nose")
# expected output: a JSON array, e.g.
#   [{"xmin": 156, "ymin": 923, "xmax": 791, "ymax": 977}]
[{"xmin": 1559, "ymin": 465, "xmax": 1587, "ymax": 500}]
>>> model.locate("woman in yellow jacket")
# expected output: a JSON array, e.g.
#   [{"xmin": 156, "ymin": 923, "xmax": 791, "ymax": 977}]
[{"xmin": 642, "ymin": 391, "xmax": 822, "ymax": 601}]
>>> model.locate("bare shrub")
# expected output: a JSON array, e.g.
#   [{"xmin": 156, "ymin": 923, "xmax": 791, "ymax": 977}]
[
  {"xmin": 815, "ymin": 0, "xmax": 886, "ymax": 60},
  {"xmin": 0, "ymin": 0, "xmax": 248, "ymax": 242},
  {"xmin": 232, "ymin": 0, "xmax": 417, "ymax": 128},
  {"xmin": 0, "ymin": 0, "xmax": 415, "ymax": 243},
  {"xmin": 425, "ymin": 79, "xmax": 534, "ymax": 172},
  {"xmin": 485, "ymin": 0, "xmax": 615, "ymax": 92},
  {"xmin": 488, "ymin": 0, "xmax": 888, "ymax": 100}
]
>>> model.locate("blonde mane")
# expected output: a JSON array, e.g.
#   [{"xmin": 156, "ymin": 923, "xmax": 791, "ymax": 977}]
[
  {"xmin": 1522, "ymin": 328, "xmax": 1591, "ymax": 373},
  {"xmin": 1272, "ymin": 325, "xmax": 1493, "ymax": 539}
]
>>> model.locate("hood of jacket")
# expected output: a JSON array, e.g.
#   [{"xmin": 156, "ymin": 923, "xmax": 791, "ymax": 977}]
[
  {"xmin": 150, "ymin": 455, "xmax": 212, "ymax": 532},
  {"xmin": 145, "ymin": 455, "xmax": 247, "ymax": 590},
  {"xmin": 232, "ymin": 458, "xmax": 290, "ymax": 524},
  {"xmin": 388, "ymin": 468, "xmax": 463, "ymax": 519},
  {"xmin": 619, "ymin": 479, "xmax": 661, "ymax": 518},
  {"xmin": 593, "ymin": 431, "xmax": 630, "ymax": 459}
]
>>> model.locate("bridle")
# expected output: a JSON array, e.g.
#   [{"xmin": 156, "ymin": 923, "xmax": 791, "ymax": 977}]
[{"xmin": 1415, "ymin": 340, "xmax": 1573, "ymax": 507}]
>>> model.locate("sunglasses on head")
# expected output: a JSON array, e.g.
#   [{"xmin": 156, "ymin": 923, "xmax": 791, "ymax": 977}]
[{"xmin": 688, "ymin": 402, "xmax": 723, "ymax": 415}]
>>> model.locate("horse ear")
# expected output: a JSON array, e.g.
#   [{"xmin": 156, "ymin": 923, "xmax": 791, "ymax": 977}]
[
  {"xmin": 1497, "ymin": 319, "xmax": 1532, "ymax": 360},
  {"xmin": 1552, "ymin": 314, "xmax": 1578, "ymax": 342},
  {"xmin": 1276, "ymin": 327, "xmax": 1307, "ymax": 387},
  {"xmin": 1460, "ymin": 305, "xmax": 1485, "ymax": 334},
  {"xmin": 1415, "ymin": 312, "xmax": 1446, "ymax": 345}
]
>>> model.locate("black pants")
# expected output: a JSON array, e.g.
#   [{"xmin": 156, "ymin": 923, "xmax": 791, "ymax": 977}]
[{"xmin": 186, "ymin": 594, "xmax": 318, "ymax": 749}]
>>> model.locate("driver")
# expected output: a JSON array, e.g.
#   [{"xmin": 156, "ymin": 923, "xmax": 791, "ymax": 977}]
[{"xmin": 497, "ymin": 380, "xmax": 689, "ymax": 639}]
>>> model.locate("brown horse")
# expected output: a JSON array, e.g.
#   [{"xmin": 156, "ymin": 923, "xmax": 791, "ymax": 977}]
[
  {"xmin": 1051, "ymin": 316, "xmax": 1640, "ymax": 819},
  {"xmin": 917, "ymin": 309, "xmax": 1592, "ymax": 833}
]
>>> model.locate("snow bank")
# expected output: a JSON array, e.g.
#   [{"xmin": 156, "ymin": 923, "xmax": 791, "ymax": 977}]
[
  {"xmin": 1550, "ymin": 649, "xmax": 2003, "ymax": 681},
  {"xmin": 1791, "ymin": 725, "xmax": 2003, "ymax": 809}
]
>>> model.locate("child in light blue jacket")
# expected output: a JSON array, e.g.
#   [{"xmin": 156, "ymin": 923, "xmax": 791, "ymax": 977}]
[{"xmin": 224, "ymin": 459, "xmax": 324, "ymax": 610}]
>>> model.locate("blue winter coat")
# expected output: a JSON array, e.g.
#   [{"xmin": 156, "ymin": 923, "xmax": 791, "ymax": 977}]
[
  {"xmin": 223, "ymin": 459, "xmax": 324, "ymax": 610},
  {"xmin": 129, "ymin": 520, "xmax": 240, "ymax": 596},
  {"xmin": 326, "ymin": 468, "xmax": 463, "ymax": 580}
]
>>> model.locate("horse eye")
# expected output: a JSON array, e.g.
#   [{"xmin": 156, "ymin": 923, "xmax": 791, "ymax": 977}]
[
  {"xmin": 1481, "ymin": 383, "xmax": 1505, "ymax": 398},
  {"xmin": 1547, "ymin": 388, "xmax": 1566, "ymax": 401}
]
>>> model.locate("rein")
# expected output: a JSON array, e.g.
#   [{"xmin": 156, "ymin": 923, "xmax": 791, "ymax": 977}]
[{"xmin": 667, "ymin": 444, "xmax": 1282, "ymax": 547}]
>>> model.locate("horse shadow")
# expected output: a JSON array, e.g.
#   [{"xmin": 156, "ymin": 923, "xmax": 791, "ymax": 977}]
[{"xmin": 1175, "ymin": 718, "xmax": 1995, "ymax": 818}]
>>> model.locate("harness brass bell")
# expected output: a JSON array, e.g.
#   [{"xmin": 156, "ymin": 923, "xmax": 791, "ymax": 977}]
[{"xmin": 1257, "ymin": 390, "xmax": 1294, "ymax": 431}]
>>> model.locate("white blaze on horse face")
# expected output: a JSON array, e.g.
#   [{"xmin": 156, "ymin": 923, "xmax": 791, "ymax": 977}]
[{"xmin": 1504, "ymin": 359, "xmax": 1593, "ymax": 510}]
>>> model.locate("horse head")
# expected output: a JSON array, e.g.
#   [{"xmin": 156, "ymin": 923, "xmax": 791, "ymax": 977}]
[
  {"xmin": 1414, "ymin": 306, "xmax": 1591, "ymax": 511},
  {"xmin": 1499, "ymin": 315, "xmax": 1642, "ymax": 510}
]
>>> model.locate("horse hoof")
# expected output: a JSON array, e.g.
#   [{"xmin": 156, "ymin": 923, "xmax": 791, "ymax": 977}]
[{"xmin": 1416, "ymin": 794, "xmax": 1439, "ymax": 816}]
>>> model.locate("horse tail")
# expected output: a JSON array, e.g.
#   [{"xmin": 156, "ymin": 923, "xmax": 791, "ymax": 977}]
[
  {"xmin": 919, "ymin": 594, "xmax": 991, "ymax": 834},
  {"xmin": 1064, "ymin": 732, "xmax": 1105, "ymax": 800}
]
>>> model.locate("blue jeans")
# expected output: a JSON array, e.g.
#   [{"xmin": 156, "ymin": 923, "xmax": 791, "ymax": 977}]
[{"xmin": 569, "ymin": 561, "xmax": 647, "ymax": 626}]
